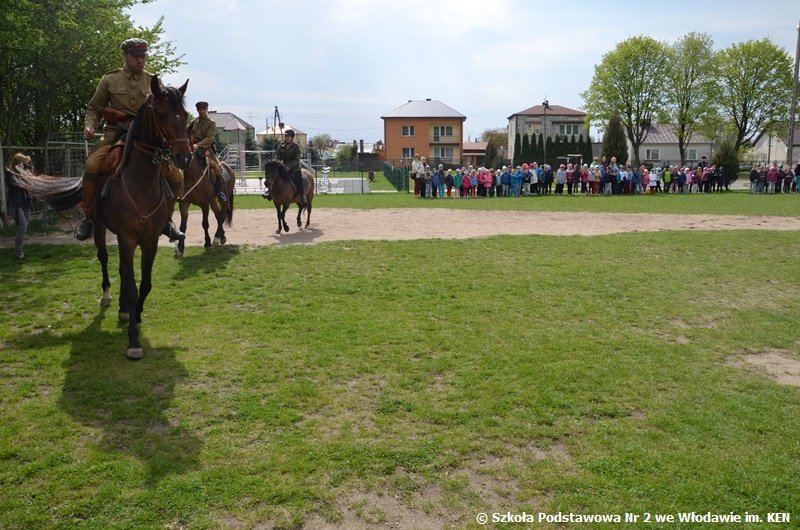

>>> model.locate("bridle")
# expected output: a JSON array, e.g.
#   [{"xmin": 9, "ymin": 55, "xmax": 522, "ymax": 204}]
[{"xmin": 133, "ymin": 93, "xmax": 190, "ymax": 165}]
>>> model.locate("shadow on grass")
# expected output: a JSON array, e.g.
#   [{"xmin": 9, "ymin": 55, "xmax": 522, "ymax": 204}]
[
  {"xmin": 55, "ymin": 309, "xmax": 202, "ymax": 484},
  {"xmin": 173, "ymin": 243, "xmax": 241, "ymax": 280}
]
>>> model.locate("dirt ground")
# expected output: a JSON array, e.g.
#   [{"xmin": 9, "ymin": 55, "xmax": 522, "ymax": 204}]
[{"xmin": 6, "ymin": 208, "xmax": 800, "ymax": 249}]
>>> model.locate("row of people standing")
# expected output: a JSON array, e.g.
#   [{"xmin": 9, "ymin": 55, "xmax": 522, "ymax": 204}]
[
  {"xmin": 411, "ymin": 155, "xmax": 748, "ymax": 198},
  {"xmin": 749, "ymin": 163, "xmax": 799, "ymax": 193}
]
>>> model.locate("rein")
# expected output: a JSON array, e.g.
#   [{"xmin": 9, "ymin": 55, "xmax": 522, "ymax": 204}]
[
  {"xmin": 117, "ymin": 96, "xmax": 179, "ymax": 225},
  {"xmin": 178, "ymin": 161, "xmax": 210, "ymax": 200}
]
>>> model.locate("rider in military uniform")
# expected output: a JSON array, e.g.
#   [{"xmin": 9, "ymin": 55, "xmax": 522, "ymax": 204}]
[
  {"xmin": 276, "ymin": 129, "xmax": 307, "ymax": 206},
  {"xmin": 187, "ymin": 101, "xmax": 226, "ymax": 202},
  {"xmin": 75, "ymin": 38, "xmax": 184, "ymax": 241}
]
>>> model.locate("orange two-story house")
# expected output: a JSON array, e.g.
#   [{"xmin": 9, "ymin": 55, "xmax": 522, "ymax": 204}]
[{"xmin": 381, "ymin": 99, "xmax": 466, "ymax": 167}]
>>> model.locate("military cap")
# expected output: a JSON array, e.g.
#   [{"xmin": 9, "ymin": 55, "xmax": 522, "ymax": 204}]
[
  {"xmin": 121, "ymin": 38, "xmax": 148, "ymax": 56},
  {"xmin": 196, "ymin": 101, "xmax": 209, "ymax": 109},
  {"xmin": 284, "ymin": 129, "xmax": 295, "ymax": 137}
]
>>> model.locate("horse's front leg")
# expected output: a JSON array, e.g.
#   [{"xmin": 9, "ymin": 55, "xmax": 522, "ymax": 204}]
[
  {"xmin": 201, "ymin": 205, "xmax": 212, "ymax": 248},
  {"xmin": 116, "ymin": 238, "xmax": 141, "ymax": 359},
  {"xmin": 136, "ymin": 240, "xmax": 158, "ymax": 326},
  {"xmin": 94, "ymin": 224, "xmax": 112, "ymax": 307},
  {"xmin": 275, "ymin": 204, "xmax": 283, "ymax": 234},
  {"xmin": 304, "ymin": 202, "xmax": 312, "ymax": 229},
  {"xmin": 176, "ymin": 200, "xmax": 189, "ymax": 257},
  {"xmin": 296, "ymin": 205, "xmax": 303, "ymax": 228}
]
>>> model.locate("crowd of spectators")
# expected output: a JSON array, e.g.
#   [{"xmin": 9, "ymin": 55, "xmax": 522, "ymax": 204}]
[
  {"xmin": 748, "ymin": 162, "xmax": 800, "ymax": 194},
  {"xmin": 411, "ymin": 156, "xmax": 800, "ymax": 198}
]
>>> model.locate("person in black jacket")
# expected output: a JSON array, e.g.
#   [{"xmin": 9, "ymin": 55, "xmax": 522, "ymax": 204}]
[{"xmin": 5, "ymin": 153, "xmax": 33, "ymax": 260}]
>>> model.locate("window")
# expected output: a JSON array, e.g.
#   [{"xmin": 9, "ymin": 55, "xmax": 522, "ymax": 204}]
[
  {"xmin": 434, "ymin": 147, "xmax": 453, "ymax": 159},
  {"xmin": 645, "ymin": 149, "xmax": 660, "ymax": 161},
  {"xmin": 685, "ymin": 148, "xmax": 697, "ymax": 161},
  {"xmin": 402, "ymin": 147, "xmax": 415, "ymax": 159},
  {"xmin": 401, "ymin": 126, "xmax": 415, "ymax": 137},
  {"xmin": 433, "ymin": 125, "xmax": 453, "ymax": 137},
  {"xmin": 558, "ymin": 124, "xmax": 580, "ymax": 136}
]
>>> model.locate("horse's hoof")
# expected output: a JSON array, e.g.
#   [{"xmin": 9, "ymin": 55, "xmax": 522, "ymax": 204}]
[
  {"xmin": 100, "ymin": 296, "xmax": 112, "ymax": 308},
  {"xmin": 213, "ymin": 237, "xmax": 221, "ymax": 246},
  {"xmin": 126, "ymin": 347, "xmax": 143, "ymax": 360},
  {"xmin": 220, "ymin": 236, "xmax": 227, "ymax": 245},
  {"xmin": 118, "ymin": 311, "xmax": 130, "ymax": 322}
]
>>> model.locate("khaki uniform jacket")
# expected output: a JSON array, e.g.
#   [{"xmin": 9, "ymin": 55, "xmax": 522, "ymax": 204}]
[
  {"xmin": 188, "ymin": 116, "xmax": 217, "ymax": 150},
  {"xmin": 277, "ymin": 141, "xmax": 301, "ymax": 171},
  {"xmin": 84, "ymin": 63, "xmax": 154, "ymax": 141}
]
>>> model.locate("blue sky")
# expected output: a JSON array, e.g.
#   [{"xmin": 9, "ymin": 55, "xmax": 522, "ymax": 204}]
[{"xmin": 129, "ymin": 0, "xmax": 799, "ymax": 143}]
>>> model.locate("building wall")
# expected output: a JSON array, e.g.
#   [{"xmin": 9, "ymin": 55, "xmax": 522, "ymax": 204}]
[
  {"xmin": 384, "ymin": 117, "xmax": 464, "ymax": 166},
  {"xmin": 627, "ymin": 142, "xmax": 713, "ymax": 167},
  {"xmin": 508, "ymin": 114, "xmax": 585, "ymax": 162}
]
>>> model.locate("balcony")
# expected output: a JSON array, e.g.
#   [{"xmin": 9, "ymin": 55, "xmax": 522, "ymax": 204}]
[{"xmin": 429, "ymin": 135, "xmax": 459, "ymax": 144}]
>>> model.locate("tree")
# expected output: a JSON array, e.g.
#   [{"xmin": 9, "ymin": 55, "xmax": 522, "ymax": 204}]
[
  {"xmin": 336, "ymin": 144, "xmax": 356, "ymax": 163},
  {"xmin": 710, "ymin": 139, "xmax": 740, "ymax": 186},
  {"xmin": 0, "ymin": 1, "xmax": 183, "ymax": 146},
  {"xmin": 309, "ymin": 134, "xmax": 332, "ymax": 159},
  {"xmin": 513, "ymin": 132, "xmax": 522, "ymax": 166},
  {"xmin": 484, "ymin": 141, "xmax": 500, "ymax": 169},
  {"xmin": 666, "ymin": 32, "xmax": 718, "ymax": 167},
  {"xmin": 715, "ymin": 38, "xmax": 793, "ymax": 152},
  {"xmin": 521, "ymin": 133, "xmax": 530, "ymax": 163},
  {"xmin": 601, "ymin": 114, "xmax": 629, "ymax": 165},
  {"xmin": 582, "ymin": 35, "xmax": 670, "ymax": 167}
]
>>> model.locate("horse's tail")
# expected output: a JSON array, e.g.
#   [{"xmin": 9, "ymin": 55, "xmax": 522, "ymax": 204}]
[
  {"xmin": 221, "ymin": 161, "xmax": 235, "ymax": 226},
  {"xmin": 8, "ymin": 172, "xmax": 82, "ymax": 211}
]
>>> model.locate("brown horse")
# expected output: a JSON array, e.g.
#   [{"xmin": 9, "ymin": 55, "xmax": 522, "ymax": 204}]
[
  {"xmin": 94, "ymin": 76, "xmax": 191, "ymax": 359},
  {"xmin": 263, "ymin": 160, "xmax": 314, "ymax": 233},
  {"xmin": 175, "ymin": 155, "xmax": 235, "ymax": 256}
]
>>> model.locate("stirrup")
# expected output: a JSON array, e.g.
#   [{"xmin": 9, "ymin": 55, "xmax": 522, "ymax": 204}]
[{"xmin": 74, "ymin": 218, "xmax": 94, "ymax": 241}]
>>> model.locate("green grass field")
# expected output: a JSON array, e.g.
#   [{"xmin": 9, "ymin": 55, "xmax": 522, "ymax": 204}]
[{"xmin": 1, "ymin": 194, "xmax": 799, "ymax": 529}]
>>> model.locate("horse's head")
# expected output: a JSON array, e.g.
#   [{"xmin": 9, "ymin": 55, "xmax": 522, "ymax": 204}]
[
  {"xmin": 149, "ymin": 76, "xmax": 192, "ymax": 169},
  {"xmin": 264, "ymin": 159, "xmax": 289, "ymax": 183}
]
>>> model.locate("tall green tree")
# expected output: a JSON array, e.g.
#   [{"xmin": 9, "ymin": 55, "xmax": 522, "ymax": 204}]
[
  {"xmin": 0, "ymin": 1, "xmax": 183, "ymax": 146},
  {"xmin": 715, "ymin": 38, "xmax": 793, "ymax": 152},
  {"xmin": 601, "ymin": 114, "xmax": 629, "ymax": 165},
  {"xmin": 582, "ymin": 35, "xmax": 670, "ymax": 167},
  {"xmin": 513, "ymin": 132, "xmax": 522, "ymax": 166},
  {"xmin": 666, "ymin": 32, "xmax": 718, "ymax": 166},
  {"xmin": 521, "ymin": 133, "xmax": 530, "ymax": 162},
  {"xmin": 710, "ymin": 139, "xmax": 740, "ymax": 186}
]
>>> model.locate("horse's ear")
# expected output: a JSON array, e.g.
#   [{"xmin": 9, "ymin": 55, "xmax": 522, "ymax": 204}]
[
  {"xmin": 150, "ymin": 76, "xmax": 162, "ymax": 96},
  {"xmin": 178, "ymin": 79, "xmax": 189, "ymax": 96}
]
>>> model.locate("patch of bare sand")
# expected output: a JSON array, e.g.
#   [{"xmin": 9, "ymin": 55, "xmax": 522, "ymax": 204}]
[
  {"xmin": 4, "ymin": 209, "xmax": 800, "ymax": 249},
  {"xmin": 729, "ymin": 349, "xmax": 800, "ymax": 387}
]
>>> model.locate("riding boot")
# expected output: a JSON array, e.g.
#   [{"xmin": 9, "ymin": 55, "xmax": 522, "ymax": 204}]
[
  {"xmin": 162, "ymin": 220, "xmax": 185, "ymax": 241},
  {"xmin": 75, "ymin": 174, "xmax": 100, "ymax": 241},
  {"xmin": 294, "ymin": 173, "xmax": 307, "ymax": 206}
]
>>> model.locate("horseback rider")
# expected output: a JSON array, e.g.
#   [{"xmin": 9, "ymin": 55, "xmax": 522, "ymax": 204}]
[
  {"xmin": 75, "ymin": 38, "xmax": 184, "ymax": 241},
  {"xmin": 187, "ymin": 101, "xmax": 226, "ymax": 202},
  {"xmin": 276, "ymin": 129, "xmax": 307, "ymax": 206}
]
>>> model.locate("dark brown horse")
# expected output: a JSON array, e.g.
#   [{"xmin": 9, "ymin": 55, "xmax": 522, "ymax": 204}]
[
  {"xmin": 175, "ymin": 156, "xmax": 235, "ymax": 256},
  {"xmin": 263, "ymin": 160, "xmax": 314, "ymax": 233},
  {"xmin": 94, "ymin": 76, "xmax": 191, "ymax": 359}
]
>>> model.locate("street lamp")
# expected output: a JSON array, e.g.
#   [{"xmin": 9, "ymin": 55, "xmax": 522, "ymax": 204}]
[{"xmin": 542, "ymin": 99, "xmax": 551, "ymax": 167}]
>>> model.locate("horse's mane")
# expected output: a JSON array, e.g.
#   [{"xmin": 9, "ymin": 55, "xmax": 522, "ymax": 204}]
[{"xmin": 264, "ymin": 159, "xmax": 291, "ymax": 181}]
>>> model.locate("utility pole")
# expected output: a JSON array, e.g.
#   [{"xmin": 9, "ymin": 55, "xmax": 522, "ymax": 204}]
[{"xmin": 788, "ymin": 20, "xmax": 800, "ymax": 166}]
